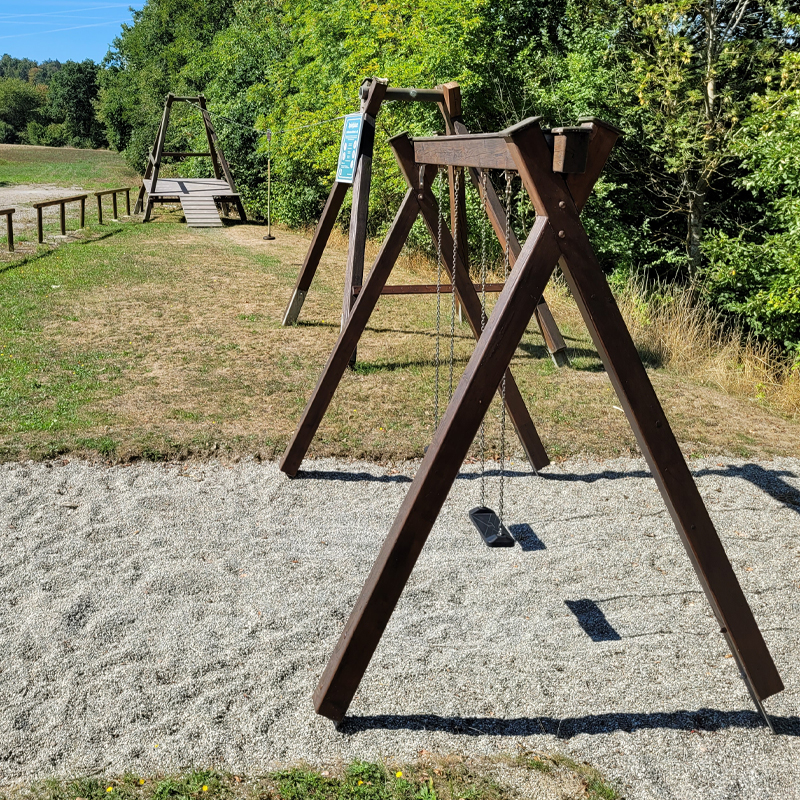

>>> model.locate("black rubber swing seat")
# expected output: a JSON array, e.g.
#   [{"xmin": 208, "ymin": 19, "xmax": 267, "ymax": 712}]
[{"xmin": 469, "ymin": 506, "xmax": 516, "ymax": 547}]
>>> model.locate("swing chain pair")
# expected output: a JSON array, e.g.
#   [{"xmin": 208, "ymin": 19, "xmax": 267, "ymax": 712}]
[
  {"xmin": 434, "ymin": 168, "xmax": 444, "ymax": 428},
  {"xmin": 498, "ymin": 170, "xmax": 513, "ymax": 524},
  {"xmin": 434, "ymin": 166, "xmax": 460, "ymax": 428}
]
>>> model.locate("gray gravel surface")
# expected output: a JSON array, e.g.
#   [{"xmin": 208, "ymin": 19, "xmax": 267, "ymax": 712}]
[{"xmin": 1, "ymin": 456, "xmax": 798, "ymax": 798}]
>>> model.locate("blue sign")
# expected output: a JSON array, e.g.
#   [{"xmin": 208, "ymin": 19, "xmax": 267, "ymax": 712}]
[{"xmin": 336, "ymin": 113, "xmax": 364, "ymax": 183}]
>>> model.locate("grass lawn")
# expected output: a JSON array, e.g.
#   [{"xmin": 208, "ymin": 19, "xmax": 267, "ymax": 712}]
[
  {"xmin": 0, "ymin": 144, "xmax": 798, "ymax": 463},
  {"xmin": 0, "ymin": 144, "xmax": 139, "ymax": 191},
  {"xmin": 0, "ymin": 757, "xmax": 620, "ymax": 800}
]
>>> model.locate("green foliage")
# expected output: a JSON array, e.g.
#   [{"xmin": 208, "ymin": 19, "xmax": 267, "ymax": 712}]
[
  {"xmin": 703, "ymin": 49, "xmax": 800, "ymax": 354},
  {"xmin": 0, "ymin": 78, "xmax": 46, "ymax": 142},
  {"xmin": 90, "ymin": 0, "xmax": 800, "ymax": 354}
]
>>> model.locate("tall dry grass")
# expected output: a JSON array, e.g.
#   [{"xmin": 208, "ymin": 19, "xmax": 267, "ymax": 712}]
[{"xmin": 549, "ymin": 277, "xmax": 800, "ymax": 418}]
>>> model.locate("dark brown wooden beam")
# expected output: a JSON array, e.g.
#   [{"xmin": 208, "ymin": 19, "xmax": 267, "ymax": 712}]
[
  {"xmin": 414, "ymin": 136, "xmax": 517, "ymax": 170},
  {"xmin": 283, "ymin": 181, "xmax": 349, "ymax": 325},
  {"xmin": 280, "ymin": 190, "xmax": 422, "ymax": 477},
  {"xmin": 353, "ymin": 283, "xmax": 506, "ymax": 295},
  {"xmin": 507, "ymin": 119, "xmax": 784, "ymax": 710},
  {"xmin": 314, "ymin": 216, "xmax": 563, "ymax": 722}
]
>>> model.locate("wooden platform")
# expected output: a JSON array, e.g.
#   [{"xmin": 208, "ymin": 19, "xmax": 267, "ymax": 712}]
[
  {"xmin": 142, "ymin": 177, "xmax": 238, "ymax": 198},
  {"xmin": 142, "ymin": 178, "xmax": 240, "ymax": 227}
]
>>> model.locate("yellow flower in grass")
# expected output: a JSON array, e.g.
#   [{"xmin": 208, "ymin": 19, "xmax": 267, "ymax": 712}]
[
  {"xmin": 138, "ymin": 780, "xmax": 145, "ymax": 786},
  {"xmin": 202, "ymin": 787, "xmax": 208, "ymax": 793},
  {"xmin": 106, "ymin": 788, "xmax": 113, "ymax": 793},
  {"xmin": 395, "ymin": 772, "xmax": 403, "ymax": 779}
]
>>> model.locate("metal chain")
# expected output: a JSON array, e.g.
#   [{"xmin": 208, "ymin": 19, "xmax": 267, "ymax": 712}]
[
  {"xmin": 498, "ymin": 170, "xmax": 513, "ymax": 524},
  {"xmin": 434, "ymin": 168, "xmax": 444, "ymax": 428},
  {"xmin": 449, "ymin": 168, "xmax": 460, "ymax": 401},
  {"xmin": 479, "ymin": 169, "xmax": 488, "ymax": 509}
]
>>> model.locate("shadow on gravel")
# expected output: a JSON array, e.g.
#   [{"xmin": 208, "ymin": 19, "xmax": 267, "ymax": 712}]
[
  {"xmin": 694, "ymin": 463, "xmax": 800, "ymax": 514},
  {"xmin": 509, "ymin": 523, "xmax": 546, "ymax": 551},
  {"xmin": 295, "ymin": 469, "xmax": 412, "ymax": 483},
  {"xmin": 339, "ymin": 710, "xmax": 800, "ymax": 738},
  {"xmin": 564, "ymin": 599, "xmax": 621, "ymax": 641}
]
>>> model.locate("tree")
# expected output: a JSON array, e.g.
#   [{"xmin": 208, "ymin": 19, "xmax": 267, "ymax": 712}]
[
  {"xmin": 0, "ymin": 77, "xmax": 45, "ymax": 143},
  {"xmin": 47, "ymin": 60, "xmax": 106, "ymax": 147}
]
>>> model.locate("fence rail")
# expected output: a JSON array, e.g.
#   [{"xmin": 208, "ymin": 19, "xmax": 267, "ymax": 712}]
[
  {"xmin": 0, "ymin": 208, "xmax": 13, "ymax": 252},
  {"xmin": 31, "ymin": 194, "xmax": 87, "ymax": 243},
  {"xmin": 94, "ymin": 187, "xmax": 132, "ymax": 224}
]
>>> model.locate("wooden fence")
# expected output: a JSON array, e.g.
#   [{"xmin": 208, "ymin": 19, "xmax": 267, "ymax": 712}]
[
  {"xmin": 0, "ymin": 208, "xmax": 13, "ymax": 252},
  {"xmin": 31, "ymin": 194, "xmax": 87, "ymax": 244}
]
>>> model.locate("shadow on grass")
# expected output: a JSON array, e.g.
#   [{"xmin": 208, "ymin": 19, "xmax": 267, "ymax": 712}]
[
  {"xmin": 338, "ymin": 709, "xmax": 799, "ymax": 737},
  {"xmin": 0, "ymin": 226, "xmax": 126, "ymax": 274}
]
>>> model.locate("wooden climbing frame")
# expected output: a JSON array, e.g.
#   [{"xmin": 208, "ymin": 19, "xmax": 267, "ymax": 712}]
[
  {"xmin": 281, "ymin": 79, "xmax": 571, "ymax": 368},
  {"xmin": 135, "ymin": 93, "xmax": 247, "ymax": 227},
  {"xmin": 292, "ymin": 115, "xmax": 784, "ymax": 730}
]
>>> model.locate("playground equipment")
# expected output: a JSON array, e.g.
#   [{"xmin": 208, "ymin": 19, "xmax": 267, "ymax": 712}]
[
  {"xmin": 135, "ymin": 93, "xmax": 247, "ymax": 227},
  {"xmin": 282, "ymin": 79, "xmax": 570, "ymax": 368},
  {"xmin": 289, "ymin": 115, "xmax": 784, "ymax": 729}
]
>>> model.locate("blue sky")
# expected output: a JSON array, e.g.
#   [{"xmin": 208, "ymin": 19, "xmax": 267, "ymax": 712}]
[{"xmin": 0, "ymin": 1, "xmax": 145, "ymax": 63}]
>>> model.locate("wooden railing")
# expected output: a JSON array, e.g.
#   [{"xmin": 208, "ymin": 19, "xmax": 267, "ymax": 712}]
[
  {"xmin": 31, "ymin": 194, "xmax": 87, "ymax": 244},
  {"xmin": 0, "ymin": 208, "xmax": 13, "ymax": 252},
  {"xmin": 95, "ymin": 187, "xmax": 132, "ymax": 224}
]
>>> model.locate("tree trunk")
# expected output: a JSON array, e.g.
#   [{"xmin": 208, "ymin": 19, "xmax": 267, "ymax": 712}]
[{"xmin": 687, "ymin": 178, "xmax": 707, "ymax": 282}]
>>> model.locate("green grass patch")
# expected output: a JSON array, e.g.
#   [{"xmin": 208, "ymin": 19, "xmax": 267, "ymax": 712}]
[
  {"xmin": 0, "ymin": 758, "xmax": 620, "ymax": 800},
  {"xmin": 0, "ymin": 145, "xmax": 138, "ymax": 191}
]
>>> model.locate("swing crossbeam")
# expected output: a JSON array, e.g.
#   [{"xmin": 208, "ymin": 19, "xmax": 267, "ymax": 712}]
[
  {"xmin": 309, "ymin": 115, "xmax": 784, "ymax": 731},
  {"xmin": 414, "ymin": 126, "xmax": 592, "ymax": 173},
  {"xmin": 353, "ymin": 282, "xmax": 506, "ymax": 295}
]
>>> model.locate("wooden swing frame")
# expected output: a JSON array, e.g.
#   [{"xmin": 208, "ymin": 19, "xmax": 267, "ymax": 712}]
[
  {"xmin": 281, "ymin": 78, "xmax": 570, "ymax": 368},
  {"xmin": 134, "ymin": 93, "xmax": 247, "ymax": 225},
  {"xmin": 289, "ymin": 115, "xmax": 784, "ymax": 730}
]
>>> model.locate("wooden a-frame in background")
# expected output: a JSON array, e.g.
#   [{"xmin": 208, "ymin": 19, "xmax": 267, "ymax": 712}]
[
  {"xmin": 134, "ymin": 93, "xmax": 247, "ymax": 228},
  {"xmin": 281, "ymin": 78, "xmax": 570, "ymax": 368},
  {"xmin": 302, "ymin": 116, "xmax": 784, "ymax": 730}
]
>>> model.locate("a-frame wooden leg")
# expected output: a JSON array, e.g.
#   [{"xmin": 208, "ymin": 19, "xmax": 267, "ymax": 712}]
[
  {"xmin": 392, "ymin": 134, "xmax": 549, "ymax": 470},
  {"xmin": 283, "ymin": 181, "xmax": 349, "ymax": 326},
  {"xmin": 281, "ymin": 146, "xmax": 551, "ymax": 477},
  {"xmin": 314, "ymin": 216, "xmax": 563, "ymax": 721},
  {"xmin": 280, "ymin": 189, "xmax": 422, "ymax": 477},
  {"xmin": 505, "ymin": 121, "xmax": 783, "ymax": 716}
]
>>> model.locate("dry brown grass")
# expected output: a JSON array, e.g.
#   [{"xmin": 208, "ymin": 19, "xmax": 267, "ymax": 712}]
[{"xmin": 1, "ymin": 212, "xmax": 799, "ymax": 464}]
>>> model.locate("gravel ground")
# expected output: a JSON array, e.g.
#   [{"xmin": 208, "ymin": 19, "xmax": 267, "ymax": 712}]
[{"xmin": 0, "ymin": 455, "xmax": 798, "ymax": 798}]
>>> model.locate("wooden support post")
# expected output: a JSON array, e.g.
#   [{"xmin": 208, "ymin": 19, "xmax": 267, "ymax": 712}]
[
  {"xmin": 97, "ymin": 194, "xmax": 103, "ymax": 225},
  {"xmin": 37, "ymin": 207, "xmax": 43, "ymax": 244},
  {"xmin": 59, "ymin": 203, "xmax": 66, "ymax": 236},
  {"xmin": 125, "ymin": 188, "xmax": 131, "ymax": 216},
  {"xmin": 283, "ymin": 181, "xmax": 349, "ymax": 325},
  {"xmin": 1, "ymin": 210, "xmax": 14, "ymax": 252},
  {"xmin": 341, "ymin": 80, "xmax": 387, "ymax": 365},
  {"xmin": 149, "ymin": 94, "xmax": 173, "ymax": 199},
  {"xmin": 80, "ymin": 197, "xmax": 85, "ymax": 228},
  {"xmin": 281, "ymin": 190, "xmax": 422, "ymax": 477},
  {"xmin": 507, "ymin": 118, "xmax": 783, "ymax": 716},
  {"xmin": 112, "ymin": 192, "xmax": 118, "ymax": 221},
  {"xmin": 199, "ymin": 96, "xmax": 223, "ymax": 181}
]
